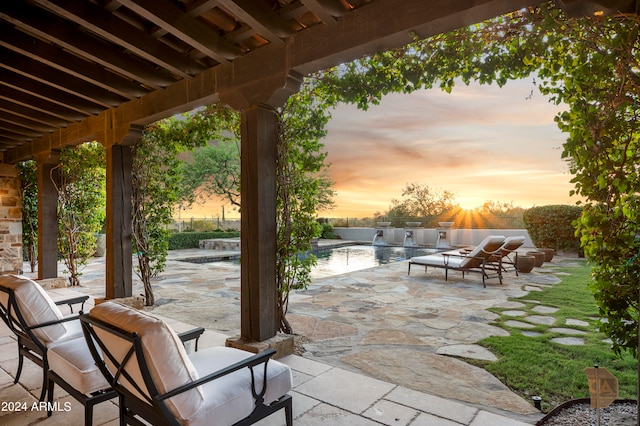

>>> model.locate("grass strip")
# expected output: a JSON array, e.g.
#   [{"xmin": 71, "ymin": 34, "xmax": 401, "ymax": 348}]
[{"xmin": 474, "ymin": 260, "xmax": 637, "ymax": 411}]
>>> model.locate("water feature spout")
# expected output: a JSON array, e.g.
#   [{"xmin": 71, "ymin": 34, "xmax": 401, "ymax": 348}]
[
  {"xmin": 372, "ymin": 229, "xmax": 388, "ymax": 246},
  {"xmin": 436, "ymin": 222, "xmax": 454, "ymax": 249},
  {"xmin": 403, "ymin": 230, "xmax": 418, "ymax": 247}
]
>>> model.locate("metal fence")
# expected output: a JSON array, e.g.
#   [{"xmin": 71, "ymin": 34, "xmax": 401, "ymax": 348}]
[{"xmin": 167, "ymin": 217, "xmax": 241, "ymax": 233}]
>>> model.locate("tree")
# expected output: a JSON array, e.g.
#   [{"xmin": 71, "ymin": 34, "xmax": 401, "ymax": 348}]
[
  {"xmin": 17, "ymin": 160, "xmax": 38, "ymax": 272},
  {"xmin": 131, "ymin": 120, "xmax": 204, "ymax": 305},
  {"xmin": 389, "ymin": 183, "xmax": 455, "ymax": 218},
  {"xmin": 53, "ymin": 143, "xmax": 105, "ymax": 286},
  {"xmin": 276, "ymin": 84, "xmax": 335, "ymax": 334},
  {"xmin": 179, "ymin": 106, "xmax": 241, "ymax": 208}
]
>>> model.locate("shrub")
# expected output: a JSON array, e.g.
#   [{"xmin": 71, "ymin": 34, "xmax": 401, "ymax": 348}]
[
  {"xmin": 168, "ymin": 231, "xmax": 240, "ymax": 250},
  {"xmin": 320, "ymin": 223, "xmax": 338, "ymax": 239},
  {"xmin": 522, "ymin": 205, "xmax": 582, "ymax": 252}
]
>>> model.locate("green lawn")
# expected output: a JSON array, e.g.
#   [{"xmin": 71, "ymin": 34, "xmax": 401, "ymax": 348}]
[{"xmin": 473, "ymin": 261, "xmax": 637, "ymax": 411}]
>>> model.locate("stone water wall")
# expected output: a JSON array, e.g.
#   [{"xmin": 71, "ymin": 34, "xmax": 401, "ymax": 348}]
[{"xmin": 0, "ymin": 164, "xmax": 22, "ymax": 273}]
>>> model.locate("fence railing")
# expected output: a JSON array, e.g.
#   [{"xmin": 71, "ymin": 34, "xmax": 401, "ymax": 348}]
[{"xmin": 167, "ymin": 217, "xmax": 241, "ymax": 233}]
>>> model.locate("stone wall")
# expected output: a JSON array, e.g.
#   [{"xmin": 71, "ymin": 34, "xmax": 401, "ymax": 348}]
[{"xmin": 0, "ymin": 164, "xmax": 22, "ymax": 274}]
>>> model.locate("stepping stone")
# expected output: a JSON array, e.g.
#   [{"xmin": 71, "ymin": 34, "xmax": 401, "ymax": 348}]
[
  {"xmin": 502, "ymin": 310, "xmax": 527, "ymax": 317},
  {"xmin": 550, "ymin": 327, "xmax": 587, "ymax": 335},
  {"xmin": 504, "ymin": 320, "xmax": 535, "ymax": 329},
  {"xmin": 566, "ymin": 318, "xmax": 589, "ymax": 327},
  {"xmin": 552, "ymin": 337, "xmax": 584, "ymax": 345},
  {"xmin": 522, "ymin": 331, "xmax": 542, "ymax": 337},
  {"xmin": 524, "ymin": 286, "xmax": 543, "ymax": 292},
  {"xmin": 436, "ymin": 344, "xmax": 498, "ymax": 361},
  {"xmin": 532, "ymin": 305, "xmax": 559, "ymax": 314},
  {"xmin": 493, "ymin": 301, "xmax": 526, "ymax": 309},
  {"xmin": 527, "ymin": 315, "xmax": 556, "ymax": 325}
]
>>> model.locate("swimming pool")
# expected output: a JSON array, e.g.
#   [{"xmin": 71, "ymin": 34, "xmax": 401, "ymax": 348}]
[
  {"xmin": 185, "ymin": 244, "xmax": 439, "ymax": 278},
  {"xmin": 310, "ymin": 245, "xmax": 438, "ymax": 279}
]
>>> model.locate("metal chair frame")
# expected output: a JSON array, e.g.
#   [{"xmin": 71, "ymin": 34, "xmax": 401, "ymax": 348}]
[{"xmin": 81, "ymin": 313, "xmax": 292, "ymax": 426}]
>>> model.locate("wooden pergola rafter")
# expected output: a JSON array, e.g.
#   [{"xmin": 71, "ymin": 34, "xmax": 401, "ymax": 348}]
[{"xmin": 1, "ymin": 0, "xmax": 555, "ymax": 342}]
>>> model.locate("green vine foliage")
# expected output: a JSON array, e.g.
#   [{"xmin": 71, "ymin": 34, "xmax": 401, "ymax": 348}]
[
  {"xmin": 276, "ymin": 84, "xmax": 336, "ymax": 334},
  {"xmin": 54, "ymin": 143, "xmax": 106, "ymax": 287},
  {"xmin": 17, "ymin": 160, "xmax": 38, "ymax": 272}
]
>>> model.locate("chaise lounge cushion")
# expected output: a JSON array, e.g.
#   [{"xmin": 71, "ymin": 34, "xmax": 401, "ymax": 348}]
[
  {"xmin": 90, "ymin": 302, "xmax": 204, "ymax": 421},
  {"xmin": 410, "ymin": 235, "xmax": 505, "ymax": 269},
  {"xmin": 47, "ymin": 336, "xmax": 110, "ymax": 395},
  {"xmin": 0, "ymin": 275, "xmax": 78, "ymax": 344}
]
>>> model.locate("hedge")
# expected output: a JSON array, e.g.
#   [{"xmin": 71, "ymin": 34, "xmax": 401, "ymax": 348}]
[
  {"xmin": 522, "ymin": 205, "xmax": 582, "ymax": 252},
  {"xmin": 168, "ymin": 231, "xmax": 240, "ymax": 250}
]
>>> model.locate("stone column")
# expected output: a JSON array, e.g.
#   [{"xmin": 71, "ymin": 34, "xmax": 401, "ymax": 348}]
[{"xmin": 0, "ymin": 164, "xmax": 23, "ymax": 274}]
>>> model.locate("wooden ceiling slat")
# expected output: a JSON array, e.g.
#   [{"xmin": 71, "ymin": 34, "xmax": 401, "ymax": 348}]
[
  {"xmin": 296, "ymin": 0, "xmax": 336, "ymax": 24},
  {"xmin": 0, "ymin": 24, "xmax": 147, "ymax": 100},
  {"xmin": 0, "ymin": 110, "xmax": 58, "ymax": 134},
  {"xmin": 0, "ymin": 69, "xmax": 104, "ymax": 116},
  {"xmin": 31, "ymin": 0, "xmax": 206, "ymax": 77},
  {"xmin": 0, "ymin": 2, "xmax": 176, "ymax": 88},
  {"xmin": 0, "ymin": 48, "xmax": 128, "ymax": 108},
  {"xmin": 0, "ymin": 100, "xmax": 71, "ymax": 128},
  {"xmin": 118, "ymin": 0, "xmax": 241, "ymax": 62},
  {"xmin": 0, "ymin": 122, "xmax": 44, "ymax": 139},
  {"xmin": 217, "ymin": 0, "xmax": 294, "ymax": 42},
  {"xmin": 0, "ymin": 86, "xmax": 89, "ymax": 122}
]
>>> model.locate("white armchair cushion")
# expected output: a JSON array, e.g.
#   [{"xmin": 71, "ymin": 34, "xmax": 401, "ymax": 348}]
[
  {"xmin": 0, "ymin": 275, "xmax": 68, "ymax": 343},
  {"xmin": 48, "ymin": 336, "xmax": 110, "ymax": 395},
  {"xmin": 90, "ymin": 302, "xmax": 204, "ymax": 421},
  {"xmin": 187, "ymin": 347, "xmax": 293, "ymax": 426}
]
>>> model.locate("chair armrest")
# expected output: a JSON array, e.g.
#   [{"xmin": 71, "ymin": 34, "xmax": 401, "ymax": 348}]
[
  {"xmin": 160, "ymin": 348, "xmax": 277, "ymax": 401},
  {"xmin": 177, "ymin": 327, "xmax": 205, "ymax": 352},
  {"xmin": 54, "ymin": 295, "xmax": 89, "ymax": 313},
  {"xmin": 27, "ymin": 312, "xmax": 81, "ymax": 331}
]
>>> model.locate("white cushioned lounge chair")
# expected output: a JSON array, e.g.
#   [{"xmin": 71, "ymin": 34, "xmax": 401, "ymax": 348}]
[
  {"xmin": 0, "ymin": 274, "xmax": 116, "ymax": 425},
  {"xmin": 408, "ymin": 235, "xmax": 505, "ymax": 287},
  {"xmin": 81, "ymin": 301, "xmax": 293, "ymax": 426},
  {"xmin": 491, "ymin": 236, "xmax": 526, "ymax": 275}
]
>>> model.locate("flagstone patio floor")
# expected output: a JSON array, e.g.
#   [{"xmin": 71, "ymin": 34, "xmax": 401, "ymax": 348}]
[{"xmin": 0, "ymin": 241, "xmax": 585, "ymax": 425}]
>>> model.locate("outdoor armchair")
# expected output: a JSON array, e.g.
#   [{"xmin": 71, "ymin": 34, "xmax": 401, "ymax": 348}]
[
  {"xmin": 407, "ymin": 235, "xmax": 505, "ymax": 287},
  {"xmin": 0, "ymin": 274, "xmax": 118, "ymax": 426},
  {"xmin": 81, "ymin": 301, "xmax": 293, "ymax": 426},
  {"xmin": 0, "ymin": 274, "xmax": 92, "ymax": 401}
]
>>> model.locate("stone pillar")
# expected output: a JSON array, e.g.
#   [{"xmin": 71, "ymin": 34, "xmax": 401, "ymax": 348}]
[
  {"xmin": 239, "ymin": 104, "xmax": 279, "ymax": 341},
  {"xmin": 0, "ymin": 164, "xmax": 22, "ymax": 274}
]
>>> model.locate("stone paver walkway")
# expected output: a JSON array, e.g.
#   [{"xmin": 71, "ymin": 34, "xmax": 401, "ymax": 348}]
[{"xmin": 18, "ymin": 244, "xmax": 587, "ymax": 424}]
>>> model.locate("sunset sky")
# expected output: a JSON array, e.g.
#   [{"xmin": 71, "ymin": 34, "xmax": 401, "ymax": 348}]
[{"xmin": 181, "ymin": 78, "xmax": 579, "ymax": 220}]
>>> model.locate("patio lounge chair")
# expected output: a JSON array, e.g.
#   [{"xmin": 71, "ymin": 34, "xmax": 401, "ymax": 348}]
[
  {"xmin": 0, "ymin": 274, "xmax": 118, "ymax": 426},
  {"xmin": 407, "ymin": 235, "xmax": 505, "ymax": 287},
  {"xmin": 81, "ymin": 301, "xmax": 293, "ymax": 426},
  {"xmin": 491, "ymin": 236, "xmax": 526, "ymax": 276}
]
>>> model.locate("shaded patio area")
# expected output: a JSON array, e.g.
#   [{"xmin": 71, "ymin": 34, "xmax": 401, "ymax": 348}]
[{"xmin": 0, "ymin": 241, "xmax": 583, "ymax": 425}]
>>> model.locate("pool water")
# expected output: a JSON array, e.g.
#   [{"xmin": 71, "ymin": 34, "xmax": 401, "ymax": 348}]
[{"xmin": 310, "ymin": 245, "xmax": 438, "ymax": 279}]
